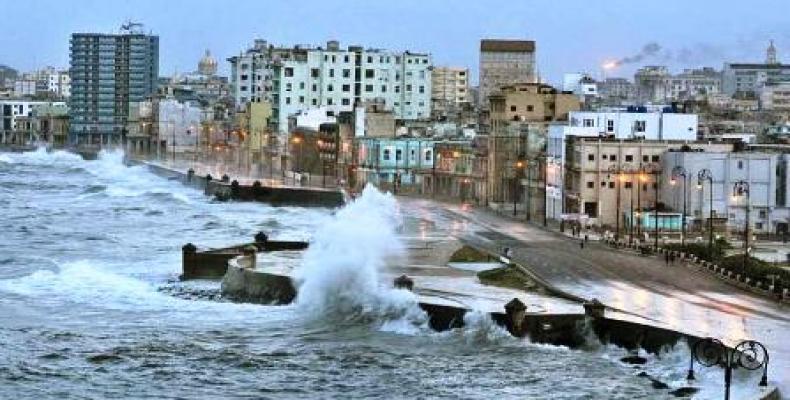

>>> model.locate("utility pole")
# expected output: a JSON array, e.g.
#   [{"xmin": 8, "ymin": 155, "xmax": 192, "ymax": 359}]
[{"xmin": 698, "ymin": 169, "xmax": 715, "ymax": 257}]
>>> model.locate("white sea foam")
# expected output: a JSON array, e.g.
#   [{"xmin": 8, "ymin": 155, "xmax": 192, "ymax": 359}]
[
  {"xmin": 293, "ymin": 184, "xmax": 427, "ymax": 328},
  {"xmin": 0, "ymin": 147, "xmax": 84, "ymax": 166}
]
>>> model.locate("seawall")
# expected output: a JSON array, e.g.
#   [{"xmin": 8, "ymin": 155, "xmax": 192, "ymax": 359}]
[{"xmin": 128, "ymin": 159, "xmax": 344, "ymax": 208}]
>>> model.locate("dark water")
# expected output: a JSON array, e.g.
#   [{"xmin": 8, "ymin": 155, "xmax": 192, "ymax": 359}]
[{"xmin": 0, "ymin": 150, "xmax": 707, "ymax": 399}]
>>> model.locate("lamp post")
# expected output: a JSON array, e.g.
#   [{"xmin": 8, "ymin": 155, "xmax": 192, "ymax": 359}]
[
  {"xmin": 671, "ymin": 166, "xmax": 689, "ymax": 248},
  {"xmin": 514, "ymin": 159, "xmax": 524, "ymax": 217},
  {"xmin": 607, "ymin": 164, "xmax": 623, "ymax": 241},
  {"xmin": 687, "ymin": 338, "xmax": 769, "ymax": 400},
  {"xmin": 733, "ymin": 180, "xmax": 751, "ymax": 272},
  {"xmin": 525, "ymin": 160, "xmax": 533, "ymax": 222},
  {"xmin": 698, "ymin": 169, "xmax": 714, "ymax": 256}
]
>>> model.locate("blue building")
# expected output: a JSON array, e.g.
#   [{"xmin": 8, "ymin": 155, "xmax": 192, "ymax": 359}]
[
  {"xmin": 69, "ymin": 24, "xmax": 159, "ymax": 146},
  {"xmin": 355, "ymin": 137, "xmax": 436, "ymax": 190}
]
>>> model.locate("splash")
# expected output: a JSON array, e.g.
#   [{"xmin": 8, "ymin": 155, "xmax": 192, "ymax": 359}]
[
  {"xmin": 293, "ymin": 184, "xmax": 426, "ymax": 328},
  {"xmin": 0, "ymin": 147, "xmax": 83, "ymax": 166}
]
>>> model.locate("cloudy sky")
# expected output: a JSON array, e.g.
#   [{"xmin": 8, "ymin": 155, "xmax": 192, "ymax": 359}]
[{"xmin": 2, "ymin": 0, "xmax": 789, "ymax": 85}]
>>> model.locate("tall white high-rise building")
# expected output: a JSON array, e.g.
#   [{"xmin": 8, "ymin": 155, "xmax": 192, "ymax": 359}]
[{"xmin": 229, "ymin": 40, "xmax": 432, "ymax": 133}]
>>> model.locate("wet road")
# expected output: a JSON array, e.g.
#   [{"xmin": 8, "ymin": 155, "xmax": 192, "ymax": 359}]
[{"xmin": 398, "ymin": 198, "xmax": 790, "ymax": 393}]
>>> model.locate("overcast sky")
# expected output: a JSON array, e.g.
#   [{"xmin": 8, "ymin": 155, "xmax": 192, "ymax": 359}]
[{"xmin": 2, "ymin": 0, "xmax": 789, "ymax": 85}]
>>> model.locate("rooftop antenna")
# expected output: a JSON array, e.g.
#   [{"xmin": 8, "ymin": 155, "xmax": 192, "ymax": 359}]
[{"xmin": 120, "ymin": 20, "xmax": 144, "ymax": 34}]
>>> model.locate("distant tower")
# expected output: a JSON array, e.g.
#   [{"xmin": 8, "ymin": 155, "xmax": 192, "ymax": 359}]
[
  {"xmin": 198, "ymin": 49, "xmax": 218, "ymax": 76},
  {"xmin": 767, "ymin": 40, "xmax": 778, "ymax": 65}
]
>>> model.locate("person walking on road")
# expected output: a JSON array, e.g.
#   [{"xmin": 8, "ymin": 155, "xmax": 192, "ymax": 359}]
[
  {"xmin": 665, "ymin": 251, "xmax": 670, "ymax": 266},
  {"xmin": 580, "ymin": 240, "xmax": 584, "ymax": 249}
]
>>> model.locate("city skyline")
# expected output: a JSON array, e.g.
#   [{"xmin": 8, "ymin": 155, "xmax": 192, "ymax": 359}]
[{"xmin": 2, "ymin": 0, "xmax": 790, "ymax": 85}]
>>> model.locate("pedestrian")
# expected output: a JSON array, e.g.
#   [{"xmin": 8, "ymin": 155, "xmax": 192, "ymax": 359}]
[
  {"xmin": 670, "ymin": 253, "xmax": 675, "ymax": 264},
  {"xmin": 665, "ymin": 251, "xmax": 670, "ymax": 265},
  {"xmin": 584, "ymin": 234, "xmax": 589, "ymax": 243},
  {"xmin": 580, "ymin": 240, "xmax": 584, "ymax": 249}
]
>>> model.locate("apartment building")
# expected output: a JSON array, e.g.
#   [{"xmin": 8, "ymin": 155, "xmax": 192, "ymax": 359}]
[
  {"xmin": 69, "ymin": 26, "xmax": 159, "ymax": 145},
  {"xmin": 479, "ymin": 39, "xmax": 536, "ymax": 109},
  {"xmin": 229, "ymin": 40, "xmax": 432, "ymax": 134},
  {"xmin": 431, "ymin": 67, "xmax": 471, "ymax": 119}
]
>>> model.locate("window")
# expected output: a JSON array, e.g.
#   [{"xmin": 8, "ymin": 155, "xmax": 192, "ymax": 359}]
[
  {"xmin": 381, "ymin": 85, "xmax": 387, "ymax": 93},
  {"xmin": 642, "ymin": 155, "xmax": 649, "ymax": 162},
  {"xmin": 737, "ymin": 160, "xmax": 744, "ymax": 169},
  {"xmin": 396, "ymin": 149, "xmax": 402, "ymax": 161},
  {"xmin": 365, "ymin": 84, "xmax": 373, "ymax": 92},
  {"xmin": 383, "ymin": 149, "xmax": 391, "ymax": 161},
  {"xmin": 311, "ymin": 84, "xmax": 318, "ymax": 92},
  {"xmin": 651, "ymin": 155, "xmax": 660, "ymax": 162},
  {"xmin": 609, "ymin": 182, "xmax": 615, "ymax": 189},
  {"xmin": 425, "ymin": 150, "xmax": 432, "ymax": 161},
  {"xmin": 341, "ymin": 98, "xmax": 350, "ymax": 106},
  {"xmin": 602, "ymin": 155, "xmax": 608, "ymax": 161},
  {"xmin": 510, "ymin": 106, "xmax": 517, "ymax": 112},
  {"xmin": 327, "ymin": 84, "xmax": 334, "ymax": 92},
  {"xmin": 367, "ymin": 56, "xmax": 373, "ymax": 63},
  {"xmin": 285, "ymin": 97, "xmax": 291, "ymax": 105},
  {"xmin": 418, "ymin": 85, "xmax": 425, "ymax": 94},
  {"xmin": 406, "ymin": 84, "xmax": 412, "ymax": 92},
  {"xmin": 395, "ymin": 86, "xmax": 400, "ymax": 93},
  {"xmin": 601, "ymin": 181, "xmax": 607, "ymax": 187},
  {"xmin": 625, "ymin": 182, "xmax": 633, "ymax": 189},
  {"xmin": 625, "ymin": 155, "xmax": 633, "ymax": 162},
  {"xmin": 284, "ymin": 68, "xmax": 293, "ymax": 77},
  {"xmin": 299, "ymin": 96, "xmax": 304, "ymax": 103},
  {"xmin": 583, "ymin": 118, "xmax": 594, "ymax": 127},
  {"xmin": 329, "ymin": 69, "xmax": 335, "ymax": 78},
  {"xmin": 327, "ymin": 98, "xmax": 333, "ymax": 105},
  {"xmin": 299, "ymin": 82, "xmax": 305, "ymax": 90},
  {"xmin": 344, "ymin": 55, "xmax": 349, "ymax": 63},
  {"xmin": 610, "ymin": 155, "xmax": 617, "ymax": 161},
  {"xmin": 759, "ymin": 209, "xmax": 767, "ymax": 219},
  {"xmin": 365, "ymin": 69, "xmax": 374, "ymax": 79},
  {"xmin": 643, "ymin": 184, "xmax": 648, "ymax": 191},
  {"xmin": 343, "ymin": 69, "xmax": 351, "ymax": 78},
  {"xmin": 587, "ymin": 182, "xmax": 594, "ymax": 189},
  {"xmin": 285, "ymin": 83, "xmax": 292, "ymax": 92},
  {"xmin": 607, "ymin": 120, "xmax": 614, "ymax": 132},
  {"xmin": 755, "ymin": 222, "xmax": 763, "ymax": 230},
  {"xmin": 311, "ymin": 68, "xmax": 320, "ymax": 78},
  {"xmin": 635, "ymin": 120, "xmax": 646, "ymax": 132},
  {"xmin": 241, "ymin": 74, "xmax": 249, "ymax": 81},
  {"xmin": 342, "ymin": 84, "xmax": 350, "ymax": 92},
  {"xmin": 527, "ymin": 105, "xmax": 534, "ymax": 112},
  {"xmin": 312, "ymin": 99, "xmax": 318, "ymax": 106},
  {"xmin": 588, "ymin": 154, "xmax": 595, "ymax": 161}
]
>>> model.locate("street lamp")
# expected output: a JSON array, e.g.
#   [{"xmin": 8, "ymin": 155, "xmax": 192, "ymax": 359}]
[
  {"xmin": 733, "ymin": 180, "xmax": 751, "ymax": 272},
  {"xmin": 671, "ymin": 166, "xmax": 689, "ymax": 248},
  {"xmin": 514, "ymin": 159, "xmax": 524, "ymax": 216},
  {"xmin": 698, "ymin": 169, "xmax": 714, "ymax": 257},
  {"xmin": 687, "ymin": 338, "xmax": 769, "ymax": 400}
]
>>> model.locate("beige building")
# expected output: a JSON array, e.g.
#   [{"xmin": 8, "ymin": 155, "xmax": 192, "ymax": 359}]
[
  {"xmin": 431, "ymin": 67, "xmax": 470, "ymax": 119},
  {"xmin": 564, "ymin": 138, "xmax": 734, "ymax": 230},
  {"xmin": 760, "ymin": 82, "xmax": 790, "ymax": 111},
  {"xmin": 479, "ymin": 39, "xmax": 536, "ymax": 109},
  {"xmin": 487, "ymin": 83, "xmax": 580, "ymax": 205}
]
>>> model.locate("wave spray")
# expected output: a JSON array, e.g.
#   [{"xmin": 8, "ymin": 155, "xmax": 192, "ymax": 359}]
[{"xmin": 293, "ymin": 185, "xmax": 426, "ymax": 329}]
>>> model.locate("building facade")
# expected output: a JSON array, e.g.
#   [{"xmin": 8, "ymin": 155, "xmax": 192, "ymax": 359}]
[
  {"xmin": 478, "ymin": 39, "xmax": 536, "ymax": 109},
  {"xmin": 229, "ymin": 40, "xmax": 432, "ymax": 136},
  {"xmin": 1, "ymin": 100, "xmax": 66, "ymax": 144},
  {"xmin": 562, "ymin": 139, "xmax": 733, "ymax": 229},
  {"xmin": 634, "ymin": 66, "xmax": 670, "ymax": 103},
  {"xmin": 759, "ymin": 82, "xmax": 790, "ymax": 111},
  {"xmin": 431, "ymin": 67, "xmax": 471, "ymax": 119},
  {"xmin": 69, "ymin": 28, "xmax": 159, "ymax": 145},
  {"xmin": 666, "ymin": 67, "xmax": 721, "ymax": 101},
  {"xmin": 662, "ymin": 150, "xmax": 790, "ymax": 235}
]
